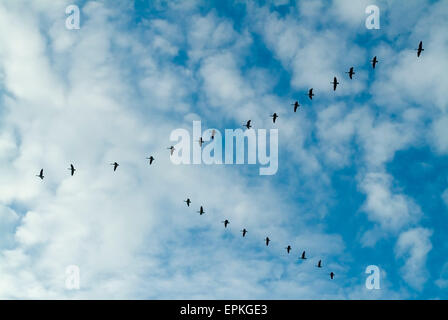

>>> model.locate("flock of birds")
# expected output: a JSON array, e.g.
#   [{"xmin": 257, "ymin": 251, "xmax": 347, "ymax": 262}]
[{"xmin": 35, "ymin": 41, "xmax": 425, "ymax": 281}]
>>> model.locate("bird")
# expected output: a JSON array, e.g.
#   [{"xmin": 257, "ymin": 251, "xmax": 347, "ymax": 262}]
[
  {"xmin": 146, "ymin": 156, "xmax": 155, "ymax": 165},
  {"xmin": 222, "ymin": 219, "xmax": 229, "ymax": 228},
  {"xmin": 184, "ymin": 198, "xmax": 191, "ymax": 207},
  {"xmin": 265, "ymin": 237, "xmax": 270, "ymax": 246},
  {"xmin": 167, "ymin": 146, "xmax": 175, "ymax": 155},
  {"xmin": 307, "ymin": 88, "xmax": 314, "ymax": 100},
  {"xmin": 330, "ymin": 272, "xmax": 335, "ymax": 280},
  {"xmin": 346, "ymin": 67, "xmax": 355, "ymax": 79},
  {"xmin": 241, "ymin": 229, "xmax": 248, "ymax": 237},
  {"xmin": 291, "ymin": 101, "xmax": 300, "ymax": 112},
  {"xmin": 110, "ymin": 162, "xmax": 119, "ymax": 172},
  {"xmin": 211, "ymin": 129, "xmax": 216, "ymax": 140},
  {"xmin": 243, "ymin": 120, "xmax": 252, "ymax": 130},
  {"xmin": 317, "ymin": 260, "xmax": 322, "ymax": 268},
  {"xmin": 331, "ymin": 76, "xmax": 339, "ymax": 91},
  {"xmin": 36, "ymin": 169, "xmax": 44, "ymax": 180},
  {"xmin": 371, "ymin": 56, "xmax": 378, "ymax": 69},
  {"xmin": 300, "ymin": 251, "xmax": 307, "ymax": 260},
  {"xmin": 68, "ymin": 164, "xmax": 76, "ymax": 176},
  {"xmin": 415, "ymin": 41, "xmax": 424, "ymax": 57},
  {"xmin": 198, "ymin": 137, "xmax": 204, "ymax": 147},
  {"xmin": 285, "ymin": 245, "xmax": 291, "ymax": 254},
  {"xmin": 270, "ymin": 113, "xmax": 278, "ymax": 123},
  {"xmin": 198, "ymin": 206, "xmax": 205, "ymax": 215}
]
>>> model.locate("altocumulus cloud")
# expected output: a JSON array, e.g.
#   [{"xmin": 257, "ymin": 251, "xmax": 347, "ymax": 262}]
[{"xmin": 0, "ymin": 0, "xmax": 446, "ymax": 299}]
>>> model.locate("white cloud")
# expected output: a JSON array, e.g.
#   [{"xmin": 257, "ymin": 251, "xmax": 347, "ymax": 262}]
[
  {"xmin": 0, "ymin": 0, "xmax": 349, "ymax": 299},
  {"xmin": 435, "ymin": 262, "xmax": 448, "ymax": 289},
  {"xmin": 0, "ymin": 0, "xmax": 443, "ymax": 299},
  {"xmin": 359, "ymin": 172, "xmax": 422, "ymax": 234},
  {"xmin": 395, "ymin": 228, "xmax": 432, "ymax": 290}
]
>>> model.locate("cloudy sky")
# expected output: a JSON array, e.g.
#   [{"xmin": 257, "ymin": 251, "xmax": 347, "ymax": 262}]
[{"xmin": 0, "ymin": 0, "xmax": 447, "ymax": 299}]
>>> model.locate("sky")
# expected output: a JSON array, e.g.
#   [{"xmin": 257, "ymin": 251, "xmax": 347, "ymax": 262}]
[{"xmin": 0, "ymin": 0, "xmax": 447, "ymax": 299}]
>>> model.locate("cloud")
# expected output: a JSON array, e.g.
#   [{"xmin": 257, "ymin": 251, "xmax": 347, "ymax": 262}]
[
  {"xmin": 0, "ymin": 0, "xmax": 445, "ymax": 299},
  {"xmin": 435, "ymin": 262, "xmax": 448, "ymax": 289},
  {"xmin": 0, "ymin": 0, "xmax": 348, "ymax": 299},
  {"xmin": 359, "ymin": 172, "xmax": 422, "ymax": 234},
  {"xmin": 395, "ymin": 228, "xmax": 432, "ymax": 290}
]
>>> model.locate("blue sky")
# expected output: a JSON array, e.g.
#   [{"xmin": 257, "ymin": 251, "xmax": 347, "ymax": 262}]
[{"xmin": 0, "ymin": 0, "xmax": 447, "ymax": 299}]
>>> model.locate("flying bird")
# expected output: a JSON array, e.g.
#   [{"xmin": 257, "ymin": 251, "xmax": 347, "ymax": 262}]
[
  {"xmin": 371, "ymin": 56, "xmax": 378, "ymax": 69},
  {"xmin": 211, "ymin": 129, "xmax": 216, "ymax": 140},
  {"xmin": 285, "ymin": 245, "xmax": 291, "ymax": 254},
  {"xmin": 317, "ymin": 260, "xmax": 322, "ymax": 268},
  {"xmin": 146, "ymin": 156, "xmax": 155, "ymax": 165},
  {"xmin": 300, "ymin": 251, "xmax": 307, "ymax": 260},
  {"xmin": 36, "ymin": 169, "xmax": 44, "ymax": 180},
  {"xmin": 198, "ymin": 137, "xmax": 204, "ymax": 147},
  {"xmin": 330, "ymin": 272, "xmax": 335, "ymax": 280},
  {"xmin": 346, "ymin": 67, "xmax": 355, "ymax": 79},
  {"xmin": 68, "ymin": 164, "xmax": 76, "ymax": 176},
  {"xmin": 222, "ymin": 219, "xmax": 229, "ymax": 228},
  {"xmin": 291, "ymin": 101, "xmax": 300, "ymax": 112},
  {"xmin": 241, "ymin": 229, "xmax": 248, "ymax": 237},
  {"xmin": 270, "ymin": 113, "xmax": 278, "ymax": 123},
  {"xmin": 198, "ymin": 206, "xmax": 205, "ymax": 215},
  {"xmin": 265, "ymin": 237, "xmax": 270, "ymax": 246},
  {"xmin": 110, "ymin": 162, "xmax": 119, "ymax": 172},
  {"xmin": 167, "ymin": 146, "xmax": 175, "ymax": 156},
  {"xmin": 331, "ymin": 76, "xmax": 339, "ymax": 91},
  {"xmin": 307, "ymin": 88, "xmax": 314, "ymax": 100},
  {"xmin": 243, "ymin": 120, "xmax": 252, "ymax": 130},
  {"xmin": 184, "ymin": 198, "xmax": 191, "ymax": 207},
  {"xmin": 415, "ymin": 41, "xmax": 424, "ymax": 57}
]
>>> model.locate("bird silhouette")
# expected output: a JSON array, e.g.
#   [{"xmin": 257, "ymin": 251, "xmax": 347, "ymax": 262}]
[
  {"xmin": 271, "ymin": 113, "xmax": 278, "ymax": 123},
  {"xmin": 146, "ymin": 156, "xmax": 155, "ymax": 165},
  {"xmin": 184, "ymin": 198, "xmax": 191, "ymax": 207},
  {"xmin": 198, "ymin": 206, "xmax": 205, "ymax": 215},
  {"xmin": 285, "ymin": 245, "xmax": 291, "ymax": 254},
  {"xmin": 416, "ymin": 41, "xmax": 424, "ymax": 57},
  {"xmin": 241, "ymin": 229, "xmax": 248, "ymax": 237},
  {"xmin": 331, "ymin": 77, "xmax": 339, "ymax": 91},
  {"xmin": 346, "ymin": 67, "xmax": 355, "ymax": 79},
  {"xmin": 68, "ymin": 164, "xmax": 76, "ymax": 176},
  {"xmin": 211, "ymin": 129, "xmax": 216, "ymax": 140},
  {"xmin": 300, "ymin": 251, "xmax": 307, "ymax": 260},
  {"xmin": 330, "ymin": 272, "xmax": 335, "ymax": 279},
  {"xmin": 317, "ymin": 260, "xmax": 322, "ymax": 268},
  {"xmin": 167, "ymin": 146, "xmax": 175, "ymax": 155},
  {"xmin": 371, "ymin": 56, "xmax": 378, "ymax": 69},
  {"xmin": 222, "ymin": 219, "xmax": 229, "ymax": 228},
  {"xmin": 198, "ymin": 137, "xmax": 204, "ymax": 147},
  {"xmin": 307, "ymin": 88, "xmax": 314, "ymax": 100},
  {"xmin": 265, "ymin": 237, "xmax": 270, "ymax": 246},
  {"xmin": 291, "ymin": 101, "xmax": 300, "ymax": 112},
  {"xmin": 110, "ymin": 162, "xmax": 119, "ymax": 172},
  {"xmin": 243, "ymin": 120, "xmax": 252, "ymax": 130},
  {"xmin": 36, "ymin": 169, "xmax": 44, "ymax": 180}
]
